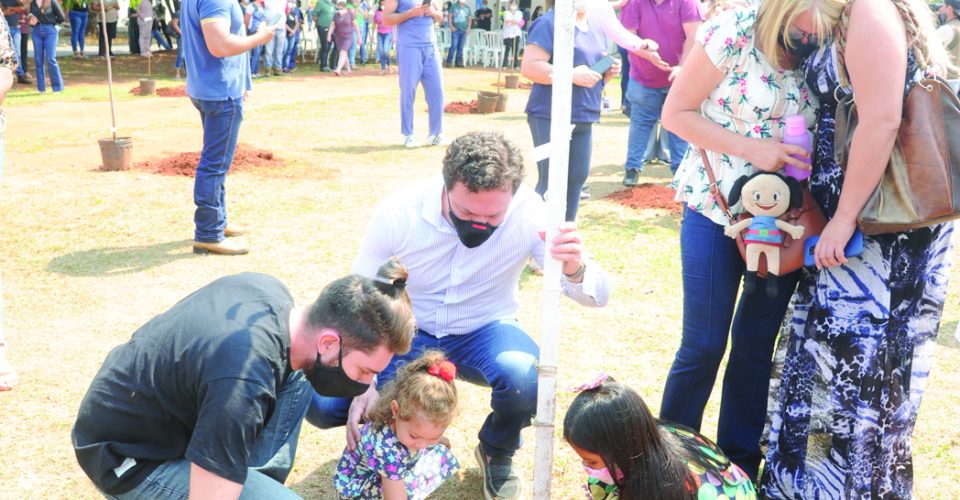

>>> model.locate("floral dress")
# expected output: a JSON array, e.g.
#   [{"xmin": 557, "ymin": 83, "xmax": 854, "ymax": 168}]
[
  {"xmin": 760, "ymin": 44, "xmax": 954, "ymax": 499},
  {"xmin": 333, "ymin": 422, "xmax": 459, "ymax": 499},
  {"xmin": 584, "ymin": 424, "xmax": 757, "ymax": 499},
  {"xmin": 672, "ymin": 5, "xmax": 818, "ymax": 226}
]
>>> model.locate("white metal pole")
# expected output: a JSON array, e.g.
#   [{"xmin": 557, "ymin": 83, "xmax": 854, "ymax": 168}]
[
  {"xmin": 99, "ymin": 0, "xmax": 118, "ymax": 141},
  {"xmin": 532, "ymin": 0, "xmax": 574, "ymax": 496}
]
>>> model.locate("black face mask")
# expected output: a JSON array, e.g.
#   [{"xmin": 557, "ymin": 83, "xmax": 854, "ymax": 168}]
[
  {"xmin": 307, "ymin": 341, "xmax": 370, "ymax": 398},
  {"xmin": 778, "ymin": 31, "xmax": 819, "ymax": 60},
  {"xmin": 446, "ymin": 189, "xmax": 499, "ymax": 248}
]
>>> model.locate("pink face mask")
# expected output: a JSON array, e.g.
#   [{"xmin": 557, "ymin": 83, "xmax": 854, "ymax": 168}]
[{"xmin": 584, "ymin": 465, "xmax": 616, "ymax": 485}]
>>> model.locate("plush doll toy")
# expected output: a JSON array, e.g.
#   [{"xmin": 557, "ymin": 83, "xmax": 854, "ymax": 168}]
[{"xmin": 723, "ymin": 171, "xmax": 805, "ymax": 298}]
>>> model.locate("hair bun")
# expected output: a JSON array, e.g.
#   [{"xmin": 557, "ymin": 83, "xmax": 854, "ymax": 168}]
[{"xmin": 392, "ymin": 278, "xmax": 407, "ymax": 290}]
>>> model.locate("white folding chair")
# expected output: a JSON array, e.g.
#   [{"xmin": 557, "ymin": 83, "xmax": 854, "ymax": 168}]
[
  {"xmin": 481, "ymin": 31, "xmax": 503, "ymax": 68},
  {"xmin": 463, "ymin": 29, "xmax": 482, "ymax": 66}
]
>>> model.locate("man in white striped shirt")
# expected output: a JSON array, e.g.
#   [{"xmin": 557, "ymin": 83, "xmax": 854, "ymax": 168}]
[{"xmin": 308, "ymin": 131, "xmax": 611, "ymax": 500}]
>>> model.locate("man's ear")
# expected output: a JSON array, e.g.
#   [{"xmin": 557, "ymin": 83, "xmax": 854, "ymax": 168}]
[{"xmin": 315, "ymin": 329, "xmax": 341, "ymax": 357}]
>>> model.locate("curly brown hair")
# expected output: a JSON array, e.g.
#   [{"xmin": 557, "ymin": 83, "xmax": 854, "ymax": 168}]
[
  {"xmin": 366, "ymin": 350, "xmax": 459, "ymax": 427},
  {"xmin": 442, "ymin": 131, "xmax": 525, "ymax": 194}
]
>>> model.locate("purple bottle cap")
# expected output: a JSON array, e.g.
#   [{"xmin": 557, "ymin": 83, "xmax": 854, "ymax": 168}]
[{"xmin": 785, "ymin": 115, "xmax": 806, "ymax": 136}]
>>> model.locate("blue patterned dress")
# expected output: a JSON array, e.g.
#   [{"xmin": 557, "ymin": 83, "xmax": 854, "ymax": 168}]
[
  {"xmin": 760, "ymin": 45, "xmax": 954, "ymax": 499},
  {"xmin": 333, "ymin": 422, "xmax": 459, "ymax": 499}
]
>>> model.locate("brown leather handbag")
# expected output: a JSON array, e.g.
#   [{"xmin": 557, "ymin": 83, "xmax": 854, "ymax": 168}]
[
  {"xmin": 834, "ymin": 5, "xmax": 960, "ymax": 235},
  {"xmin": 702, "ymin": 149, "xmax": 827, "ymax": 277}
]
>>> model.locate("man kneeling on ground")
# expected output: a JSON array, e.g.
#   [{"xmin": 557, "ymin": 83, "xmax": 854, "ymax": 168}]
[{"xmin": 72, "ymin": 259, "xmax": 415, "ymax": 498}]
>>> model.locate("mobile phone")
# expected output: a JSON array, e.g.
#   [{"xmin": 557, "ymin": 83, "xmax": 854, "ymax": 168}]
[
  {"xmin": 589, "ymin": 55, "xmax": 616, "ymax": 76},
  {"xmin": 804, "ymin": 229, "xmax": 865, "ymax": 267}
]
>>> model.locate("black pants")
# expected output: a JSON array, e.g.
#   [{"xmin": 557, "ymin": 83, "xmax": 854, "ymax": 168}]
[
  {"xmin": 128, "ymin": 17, "xmax": 139, "ymax": 54},
  {"xmin": 317, "ymin": 24, "xmax": 331, "ymax": 68},
  {"xmin": 502, "ymin": 36, "xmax": 520, "ymax": 68},
  {"xmin": 98, "ymin": 21, "xmax": 116, "ymax": 56},
  {"xmin": 19, "ymin": 28, "xmax": 28, "ymax": 72}
]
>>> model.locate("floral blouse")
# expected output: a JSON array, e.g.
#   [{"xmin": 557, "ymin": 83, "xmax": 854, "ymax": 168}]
[
  {"xmin": 672, "ymin": 5, "xmax": 818, "ymax": 227},
  {"xmin": 333, "ymin": 422, "xmax": 459, "ymax": 500}
]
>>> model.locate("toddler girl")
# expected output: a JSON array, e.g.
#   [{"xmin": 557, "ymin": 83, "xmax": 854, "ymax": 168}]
[
  {"xmin": 333, "ymin": 351, "xmax": 460, "ymax": 499},
  {"xmin": 564, "ymin": 375, "xmax": 756, "ymax": 500}
]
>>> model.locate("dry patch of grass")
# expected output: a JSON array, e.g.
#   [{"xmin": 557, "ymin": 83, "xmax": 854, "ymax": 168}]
[{"xmin": 0, "ymin": 68, "xmax": 957, "ymax": 500}]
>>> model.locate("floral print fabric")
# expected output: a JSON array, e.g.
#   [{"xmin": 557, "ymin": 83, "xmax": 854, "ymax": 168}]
[
  {"xmin": 672, "ymin": 6, "xmax": 818, "ymax": 227},
  {"xmin": 333, "ymin": 422, "xmax": 459, "ymax": 499}
]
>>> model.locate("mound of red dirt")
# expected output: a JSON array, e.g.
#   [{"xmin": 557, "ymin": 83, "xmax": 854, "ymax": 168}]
[
  {"xmin": 608, "ymin": 183, "xmax": 682, "ymax": 213},
  {"xmin": 444, "ymin": 100, "xmax": 479, "ymax": 114},
  {"xmin": 129, "ymin": 85, "xmax": 188, "ymax": 97},
  {"xmin": 135, "ymin": 143, "xmax": 284, "ymax": 176}
]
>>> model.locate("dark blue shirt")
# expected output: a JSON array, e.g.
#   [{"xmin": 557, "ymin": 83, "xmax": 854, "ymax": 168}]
[
  {"xmin": 524, "ymin": 11, "xmax": 608, "ymax": 124},
  {"xmin": 182, "ymin": 0, "xmax": 252, "ymax": 100}
]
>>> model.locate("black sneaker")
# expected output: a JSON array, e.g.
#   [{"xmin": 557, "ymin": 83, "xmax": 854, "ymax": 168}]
[
  {"xmin": 475, "ymin": 445, "xmax": 520, "ymax": 500},
  {"xmin": 623, "ymin": 169, "xmax": 640, "ymax": 187}
]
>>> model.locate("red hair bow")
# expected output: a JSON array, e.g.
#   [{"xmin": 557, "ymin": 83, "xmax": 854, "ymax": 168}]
[{"xmin": 427, "ymin": 361, "xmax": 457, "ymax": 382}]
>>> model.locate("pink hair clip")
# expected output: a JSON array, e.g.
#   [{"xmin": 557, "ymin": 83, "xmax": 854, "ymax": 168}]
[{"xmin": 569, "ymin": 373, "xmax": 610, "ymax": 393}]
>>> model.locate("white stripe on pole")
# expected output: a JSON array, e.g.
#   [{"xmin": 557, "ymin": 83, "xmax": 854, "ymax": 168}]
[{"xmin": 533, "ymin": 0, "xmax": 575, "ymax": 496}]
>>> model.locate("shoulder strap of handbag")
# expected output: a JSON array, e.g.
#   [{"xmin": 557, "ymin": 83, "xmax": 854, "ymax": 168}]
[{"xmin": 699, "ymin": 148, "xmax": 739, "ymax": 226}]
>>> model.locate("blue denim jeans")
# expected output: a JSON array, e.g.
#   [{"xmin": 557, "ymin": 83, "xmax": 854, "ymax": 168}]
[
  {"xmin": 69, "ymin": 10, "xmax": 88, "ymax": 52},
  {"xmin": 377, "ymin": 32, "xmax": 391, "ymax": 69},
  {"xmin": 309, "ymin": 320, "xmax": 539, "ymax": 458},
  {"xmin": 4, "ymin": 17, "xmax": 22, "ymax": 76},
  {"xmin": 32, "ymin": 24, "xmax": 63, "ymax": 92},
  {"xmin": 348, "ymin": 30, "xmax": 357, "ymax": 65},
  {"xmin": 528, "ymin": 115, "xmax": 593, "ymax": 222},
  {"xmin": 265, "ymin": 27, "xmax": 286, "ymax": 68},
  {"xmin": 625, "ymin": 78, "xmax": 687, "ymax": 174},
  {"xmin": 660, "ymin": 208, "xmax": 799, "ymax": 481},
  {"xmin": 250, "ymin": 44, "xmax": 262, "ymax": 74},
  {"xmin": 446, "ymin": 27, "xmax": 465, "ymax": 65},
  {"xmin": 175, "ymin": 36, "xmax": 184, "ymax": 69},
  {"xmin": 151, "ymin": 29, "xmax": 171, "ymax": 51},
  {"xmin": 359, "ymin": 25, "xmax": 367, "ymax": 63},
  {"xmin": 191, "ymin": 98, "xmax": 243, "ymax": 243},
  {"xmin": 284, "ymin": 31, "xmax": 298, "ymax": 70},
  {"xmin": 105, "ymin": 371, "xmax": 311, "ymax": 500}
]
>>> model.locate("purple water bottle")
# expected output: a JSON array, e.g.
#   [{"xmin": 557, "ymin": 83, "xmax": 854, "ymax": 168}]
[{"xmin": 782, "ymin": 115, "xmax": 812, "ymax": 181}]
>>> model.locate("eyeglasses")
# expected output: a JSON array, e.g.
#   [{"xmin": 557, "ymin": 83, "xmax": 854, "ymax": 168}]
[{"xmin": 787, "ymin": 25, "xmax": 819, "ymax": 45}]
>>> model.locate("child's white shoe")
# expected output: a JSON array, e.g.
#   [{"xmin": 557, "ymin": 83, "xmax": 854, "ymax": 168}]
[{"xmin": 404, "ymin": 135, "xmax": 420, "ymax": 148}]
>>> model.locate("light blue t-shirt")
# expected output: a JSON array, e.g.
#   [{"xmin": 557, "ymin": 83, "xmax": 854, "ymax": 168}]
[
  {"xmin": 182, "ymin": 0, "xmax": 252, "ymax": 101},
  {"xmin": 395, "ymin": 0, "xmax": 436, "ymax": 47}
]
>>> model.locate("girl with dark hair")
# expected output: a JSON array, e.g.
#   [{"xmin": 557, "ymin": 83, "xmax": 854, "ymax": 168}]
[
  {"xmin": 333, "ymin": 350, "xmax": 460, "ymax": 499},
  {"xmin": 563, "ymin": 376, "xmax": 756, "ymax": 500}
]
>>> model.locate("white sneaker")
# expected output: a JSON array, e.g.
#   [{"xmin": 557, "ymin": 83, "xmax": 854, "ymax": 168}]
[
  {"xmin": 404, "ymin": 135, "xmax": 420, "ymax": 148},
  {"xmin": 427, "ymin": 134, "xmax": 450, "ymax": 146}
]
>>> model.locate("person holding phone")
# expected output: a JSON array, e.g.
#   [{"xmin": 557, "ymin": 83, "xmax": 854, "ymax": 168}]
[
  {"xmin": 181, "ymin": 0, "xmax": 279, "ymax": 255},
  {"xmin": 380, "ymin": 0, "xmax": 446, "ymax": 149},
  {"xmin": 520, "ymin": 0, "xmax": 619, "ymax": 222}
]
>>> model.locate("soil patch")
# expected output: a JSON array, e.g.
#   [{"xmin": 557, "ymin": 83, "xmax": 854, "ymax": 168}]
[
  {"xmin": 444, "ymin": 100, "xmax": 479, "ymax": 114},
  {"xmin": 129, "ymin": 85, "xmax": 188, "ymax": 97},
  {"xmin": 608, "ymin": 183, "xmax": 682, "ymax": 213},
  {"xmin": 135, "ymin": 143, "xmax": 285, "ymax": 176}
]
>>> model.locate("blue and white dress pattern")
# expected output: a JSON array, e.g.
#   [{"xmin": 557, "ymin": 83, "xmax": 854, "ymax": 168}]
[{"xmin": 760, "ymin": 44, "xmax": 954, "ymax": 499}]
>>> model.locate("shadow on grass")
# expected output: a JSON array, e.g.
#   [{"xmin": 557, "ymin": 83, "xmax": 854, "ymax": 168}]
[
  {"xmin": 937, "ymin": 320, "xmax": 960, "ymax": 350},
  {"xmin": 581, "ymin": 206, "xmax": 680, "ymax": 234},
  {"xmin": 46, "ymin": 239, "xmax": 195, "ymax": 277},
  {"xmin": 290, "ymin": 458, "xmax": 484, "ymax": 499}
]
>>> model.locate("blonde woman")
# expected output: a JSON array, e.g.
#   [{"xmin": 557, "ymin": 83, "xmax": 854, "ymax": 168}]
[
  {"xmin": 659, "ymin": 0, "xmax": 836, "ymax": 480},
  {"xmin": 759, "ymin": 0, "xmax": 955, "ymax": 496}
]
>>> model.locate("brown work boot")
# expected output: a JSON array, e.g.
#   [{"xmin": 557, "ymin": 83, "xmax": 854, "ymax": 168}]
[
  {"xmin": 224, "ymin": 224, "xmax": 247, "ymax": 237},
  {"xmin": 193, "ymin": 238, "xmax": 249, "ymax": 255}
]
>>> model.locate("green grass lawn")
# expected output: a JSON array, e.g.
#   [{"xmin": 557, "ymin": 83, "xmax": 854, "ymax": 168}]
[{"xmin": 1, "ymin": 54, "xmax": 958, "ymax": 499}]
